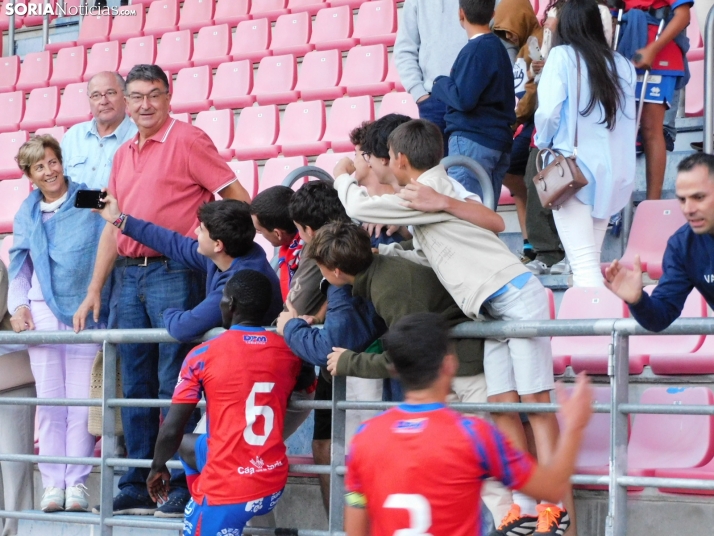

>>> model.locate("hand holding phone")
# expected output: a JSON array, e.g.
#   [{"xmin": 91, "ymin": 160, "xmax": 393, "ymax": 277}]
[{"xmin": 75, "ymin": 190, "xmax": 107, "ymax": 209}]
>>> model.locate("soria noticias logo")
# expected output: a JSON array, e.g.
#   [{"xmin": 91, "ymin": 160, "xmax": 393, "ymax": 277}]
[{"xmin": 4, "ymin": 3, "xmax": 136, "ymax": 17}]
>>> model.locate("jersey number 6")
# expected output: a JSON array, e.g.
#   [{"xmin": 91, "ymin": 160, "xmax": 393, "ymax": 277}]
[
  {"xmin": 383, "ymin": 494, "xmax": 433, "ymax": 536},
  {"xmin": 244, "ymin": 382, "xmax": 276, "ymax": 446}
]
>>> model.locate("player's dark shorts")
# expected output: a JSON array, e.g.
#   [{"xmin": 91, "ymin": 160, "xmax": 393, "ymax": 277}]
[{"xmin": 313, "ymin": 372, "xmax": 332, "ymax": 441}]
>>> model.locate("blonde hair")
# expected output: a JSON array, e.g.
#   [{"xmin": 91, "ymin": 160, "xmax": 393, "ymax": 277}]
[{"xmin": 15, "ymin": 135, "xmax": 63, "ymax": 177}]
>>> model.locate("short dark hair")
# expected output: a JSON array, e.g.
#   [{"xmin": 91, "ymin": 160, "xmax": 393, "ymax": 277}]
[
  {"xmin": 224, "ymin": 269, "xmax": 274, "ymax": 321},
  {"xmin": 460, "ymin": 0, "xmax": 496, "ymax": 25},
  {"xmin": 349, "ymin": 121, "xmax": 372, "ymax": 147},
  {"xmin": 125, "ymin": 64, "xmax": 170, "ymax": 92},
  {"xmin": 308, "ymin": 221, "xmax": 374, "ymax": 276},
  {"xmin": 361, "ymin": 114, "xmax": 412, "ymax": 159},
  {"xmin": 288, "ymin": 181, "xmax": 350, "ymax": 231},
  {"xmin": 197, "ymin": 200, "xmax": 256, "ymax": 258},
  {"xmin": 250, "ymin": 186, "xmax": 298, "ymax": 233},
  {"xmin": 678, "ymin": 153, "xmax": 714, "ymax": 178},
  {"xmin": 388, "ymin": 120, "xmax": 444, "ymax": 171},
  {"xmin": 383, "ymin": 313, "xmax": 450, "ymax": 391}
]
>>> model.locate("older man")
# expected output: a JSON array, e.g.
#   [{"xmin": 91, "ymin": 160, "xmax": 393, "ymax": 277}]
[
  {"xmin": 61, "ymin": 71, "xmax": 137, "ymax": 189},
  {"xmin": 74, "ymin": 65, "xmax": 250, "ymax": 518}
]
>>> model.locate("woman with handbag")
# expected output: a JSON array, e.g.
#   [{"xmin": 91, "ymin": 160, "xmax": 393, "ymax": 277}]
[
  {"xmin": 534, "ymin": 0, "xmax": 636, "ymax": 287},
  {"xmin": 7, "ymin": 135, "xmax": 107, "ymax": 513}
]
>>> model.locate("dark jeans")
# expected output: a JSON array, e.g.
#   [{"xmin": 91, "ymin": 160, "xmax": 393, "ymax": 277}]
[
  {"xmin": 417, "ymin": 96, "xmax": 449, "ymax": 157},
  {"xmin": 114, "ymin": 260, "xmax": 202, "ymax": 495}
]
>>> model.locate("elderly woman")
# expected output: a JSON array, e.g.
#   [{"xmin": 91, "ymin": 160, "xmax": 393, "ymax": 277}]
[{"xmin": 7, "ymin": 135, "xmax": 107, "ymax": 513}]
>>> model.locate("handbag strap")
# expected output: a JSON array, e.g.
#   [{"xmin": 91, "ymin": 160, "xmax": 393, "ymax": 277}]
[{"xmin": 574, "ymin": 53, "xmax": 581, "ymax": 156}]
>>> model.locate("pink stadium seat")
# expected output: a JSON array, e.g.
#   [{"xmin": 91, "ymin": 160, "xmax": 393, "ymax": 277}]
[
  {"xmin": 685, "ymin": 58, "xmax": 703, "ymax": 117},
  {"xmin": 499, "ymin": 186, "xmax": 515, "ymax": 205},
  {"xmin": 296, "ymin": 49, "xmax": 344, "ymax": 101},
  {"xmin": 194, "ymin": 109, "xmax": 234, "ymax": 161},
  {"xmin": 76, "ymin": 13, "xmax": 112, "ymax": 48},
  {"xmin": 650, "ymin": 332, "xmax": 714, "ymax": 375},
  {"xmin": 0, "ymin": 0, "xmax": 24, "ymax": 31},
  {"xmin": 288, "ymin": 0, "xmax": 329, "ymax": 15},
  {"xmin": 35, "ymin": 125, "xmax": 66, "ymax": 142},
  {"xmin": 213, "ymin": 0, "xmax": 250, "ymax": 26},
  {"xmin": 0, "ymin": 56, "xmax": 20, "ymax": 92},
  {"xmin": 119, "ymin": 36, "xmax": 157, "ymax": 76},
  {"xmin": 23, "ymin": 0, "xmax": 57, "ymax": 27},
  {"xmin": 109, "ymin": 8, "xmax": 145, "ymax": 43},
  {"xmin": 251, "ymin": 54, "xmax": 299, "ymax": 105},
  {"xmin": 16, "ymin": 51, "xmax": 52, "ymax": 92},
  {"xmin": 210, "ymin": 60, "xmax": 255, "ymax": 109},
  {"xmin": 378, "ymin": 92, "xmax": 418, "ymax": 118},
  {"xmin": 83, "ymin": 41, "xmax": 122, "ymax": 81},
  {"xmin": 340, "ymin": 44, "xmax": 392, "ymax": 97},
  {"xmin": 132, "ymin": 0, "xmax": 156, "ymax": 5},
  {"xmin": 170, "ymin": 112, "xmax": 192, "ymax": 123},
  {"xmin": 271, "ymin": 12, "xmax": 314, "ymax": 57},
  {"xmin": 386, "ymin": 56, "xmax": 405, "ymax": 92},
  {"xmin": 260, "ymin": 156, "xmax": 308, "ymax": 192},
  {"xmin": 330, "ymin": 0, "xmax": 366, "ymax": 7},
  {"xmin": 163, "ymin": 68, "xmax": 174, "ymax": 93},
  {"xmin": 0, "ymin": 178, "xmax": 31, "ymax": 233},
  {"xmin": 20, "ymin": 86, "xmax": 60, "ymax": 132},
  {"xmin": 254, "ymin": 232, "xmax": 276, "ymax": 258},
  {"xmin": 250, "ymin": 0, "xmax": 289, "ymax": 21},
  {"xmin": 231, "ymin": 105, "xmax": 281, "ymax": 161},
  {"xmin": 544, "ymin": 287, "xmax": 555, "ymax": 319},
  {"xmin": 315, "ymin": 151, "xmax": 355, "ymax": 178},
  {"xmin": 49, "ymin": 46, "xmax": 86, "ymax": 88},
  {"xmin": 0, "ymin": 92, "xmax": 24, "ymax": 133},
  {"xmin": 310, "ymin": 6, "xmax": 357, "ymax": 51},
  {"xmin": 323, "ymin": 95, "xmax": 374, "ymax": 152},
  {"xmin": 656, "ymin": 456, "xmax": 714, "ymax": 496},
  {"xmin": 55, "ymin": 82, "xmax": 92, "ymax": 127},
  {"xmin": 277, "ymin": 100, "xmax": 329, "ymax": 157},
  {"xmin": 143, "ymin": 0, "xmax": 180, "ymax": 37},
  {"xmin": 0, "ymin": 131, "xmax": 30, "ymax": 180},
  {"xmin": 688, "ymin": 9, "xmax": 703, "ymax": 48},
  {"xmin": 231, "ymin": 18, "xmax": 272, "ymax": 63},
  {"xmin": 156, "ymin": 30, "xmax": 194, "ymax": 71},
  {"xmin": 178, "ymin": 0, "xmax": 215, "ymax": 32},
  {"xmin": 0, "ymin": 236, "xmax": 13, "ymax": 266},
  {"xmin": 227, "ymin": 160, "xmax": 259, "ymax": 198},
  {"xmin": 551, "ymin": 287, "xmax": 628, "ymax": 375},
  {"xmin": 171, "ymin": 65, "xmax": 212, "ymax": 113},
  {"xmin": 192, "ymin": 24, "xmax": 232, "ymax": 68},
  {"xmin": 353, "ymin": 0, "xmax": 396, "ymax": 46}
]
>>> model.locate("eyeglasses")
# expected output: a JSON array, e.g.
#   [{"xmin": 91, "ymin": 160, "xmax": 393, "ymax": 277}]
[
  {"xmin": 89, "ymin": 90, "xmax": 119, "ymax": 102},
  {"xmin": 126, "ymin": 90, "xmax": 169, "ymax": 105}
]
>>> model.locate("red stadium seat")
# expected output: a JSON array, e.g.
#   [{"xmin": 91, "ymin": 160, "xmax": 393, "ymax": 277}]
[
  {"xmin": 685, "ymin": 58, "xmax": 703, "ymax": 117},
  {"xmin": 194, "ymin": 109, "xmax": 234, "ymax": 161},
  {"xmin": 271, "ymin": 12, "xmax": 314, "ymax": 57},
  {"xmin": 170, "ymin": 112, "xmax": 192, "ymax": 123},
  {"xmin": 84, "ymin": 41, "xmax": 122, "ymax": 81},
  {"xmin": 119, "ymin": 36, "xmax": 157, "ymax": 76},
  {"xmin": 277, "ymin": 100, "xmax": 329, "ymax": 157},
  {"xmin": 231, "ymin": 105, "xmax": 281, "ymax": 160},
  {"xmin": 178, "ymin": 0, "xmax": 215, "ymax": 32},
  {"xmin": 109, "ymin": 8, "xmax": 145, "ymax": 43},
  {"xmin": 386, "ymin": 55, "xmax": 405, "ymax": 92},
  {"xmin": 315, "ymin": 151, "xmax": 355, "ymax": 178},
  {"xmin": 0, "ymin": 236, "xmax": 13, "ymax": 266},
  {"xmin": 231, "ymin": 18, "xmax": 272, "ymax": 63},
  {"xmin": 227, "ymin": 160, "xmax": 259, "ymax": 198},
  {"xmin": 20, "ymin": 86, "xmax": 60, "ymax": 132},
  {"xmin": 288, "ymin": 0, "xmax": 329, "ymax": 15},
  {"xmin": 323, "ymin": 95, "xmax": 374, "ymax": 152},
  {"xmin": 250, "ymin": 0, "xmax": 289, "ymax": 21},
  {"xmin": 251, "ymin": 54, "xmax": 299, "ymax": 105},
  {"xmin": 210, "ymin": 60, "xmax": 255, "ymax": 109},
  {"xmin": 156, "ymin": 30, "xmax": 194, "ymax": 71},
  {"xmin": 49, "ymin": 45, "xmax": 86, "ymax": 88},
  {"xmin": 16, "ymin": 51, "xmax": 52, "ymax": 92},
  {"xmin": 310, "ymin": 6, "xmax": 357, "ymax": 51},
  {"xmin": 656, "ymin": 456, "xmax": 714, "ymax": 496},
  {"xmin": 143, "ymin": 0, "xmax": 180, "ymax": 37},
  {"xmin": 0, "ymin": 178, "xmax": 31, "ymax": 233},
  {"xmin": 353, "ymin": 0, "xmax": 396, "ymax": 46},
  {"xmin": 0, "ymin": 131, "xmax": 29, "ymax": 180},
  {"xmin": 0, "ymin": 92, "xmax": 24, "ymax": 133},
  {"xmin": 340, "ymin": 44, "xmax": 392, "ymax": 97},
  {"xmin": 260, "ymin": 156, "xmax": 308, "ymax": 192},
  {"xmin": 171, "ymin": 65, "xmax": 212, "ymax": 113},
  {"xmin": 192, "ymin": 24, "xmax": 232, "ymax": 68},
  {"xmin": 214, "ymin": 0, "xmax": 250, "ymax": 26},
  {"xmin": 650, "ymin": 333, "xmax": 714, "ymax": 375},
  {"xmin": 296, "ymin": 49, "xmax": 344, "ymax": 101},
  {"xmin": 55, "ymin": 82, "xmax": 92, "ymax": 127},
  {"xmin": 76, "ymin": 13, "xmax": 112, "ymax": 48},
  {"xmin": 0, "ymin": 56, "xmax": 20, "ymax": 92},
  {"xmin": 499, "ymin": 186, "xmax": 515, "ymax": 205},
  {"xmin": 35, "ymin": 126, "xmax": 66, "ymax": 142}
]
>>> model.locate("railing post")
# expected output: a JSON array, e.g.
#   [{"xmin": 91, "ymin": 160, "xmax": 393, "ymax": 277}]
[
  {"xmin": 100, "ymin": 342, "xmax": 118, "ymax": 536},
  {"xmin": 41, "ymin": 0, "xmax": 50, "ymax": 50},
  {"xmin": 704, "ymin": 5, "xmax": 714, "ymax": 155},
  {"xmin": 606, "ymin": 331, "xmax": 629, "ymax": 536},
  {"xmin": 328, "ymin": 376, "xmax": 347, "ymax": 535}
]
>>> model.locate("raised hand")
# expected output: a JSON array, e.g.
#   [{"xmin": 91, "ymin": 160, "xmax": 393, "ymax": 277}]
[
  {"xmin": 604, "ymin": 255, "xmax": 644, "ymax": 305},
  {"xmin": 555, "ymin": 373, "xmax": 593, "ymax": 434}
]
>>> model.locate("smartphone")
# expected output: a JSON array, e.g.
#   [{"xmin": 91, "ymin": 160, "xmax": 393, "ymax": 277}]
[{"xmin": 74, "ymin": 190, "xmax": 107, "ymax": 209}]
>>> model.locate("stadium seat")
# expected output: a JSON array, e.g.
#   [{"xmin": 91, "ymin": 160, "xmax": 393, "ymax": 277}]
[
  {"xmin": 210, "ymin": 60, "xmax": 255, "ymax": 109},
  {"xmin": 0, "ymin": 131, "xmax": 30, "ymax": 180},
  {"xmin": 35, "ymin": 126, "xmax": 66, "ymax": 142},
  {"xmin": 254, "ymin": 232, "xmax": 276, "ymax": 258},
  {"xmin": 0, "ymin": 1, "xmax": 24, "ymax": 31},
  {"xmin": 551, "ymin": 287, "xmax": 628, "ymax": 375},
  {"xmin": 0, "ymin": 56, "xmax": 20, "ymax": 92},
  {"xmin": 231, "ymin": 105, "xmax": 281, "ymax": 161},
  {"xmin": 499, "ymin": 186, "xmax": 515, "ymax": 206},
  {"xmin": 156, "ymin": 30, "xmax": 194, "ymax": 71},
  {"xmin": 143, "ymin": 0, "xmax": 180, "ymax": 37},
  {"xmin": 49, "ymin": 46, "xmax": 86, "ymax": 88},
  {"xmin": 288, "ymin": 0, "xmax": 329, "ymax": 15},
  {"xmin": 260, "ymin": 156, "xmax": 308, "ymax": 192},
  {"xmin": 109, "ymin": 8, "xmax": 145, "ymax": 43},
  {"xmin": 0, "ymin": 236, "xmax": 13, "ymax": 266},
  {"xmin": 0, "ymin": 178, "xmax": 31, "ymax": 233},
  {"xmin": 251, "ymin": 54, "xmax": 299, "ymax": 105},
  {"xmin": 55, "ymin": 82, "xmax": 92, "ymax": 127},
  {"xmin": 330, "ymin": 0, "xmax": 366, "ymax": 7},
  {"xmin": 83, "ymin": 41, "xmax": 122, "ymax": 81},
  {"xmin": 163, "ymin": 68, "xmax": 174, "ymax": 93},
  {"xmin": 227, "ymin": 160, "xmax": 259, "ymax": 198},
  {"xmin": 250, "ymin": 0, "xmax": 289, "ymax": 21},
  {"xmin": 231, "ymin": 18, "xmax": 272, "ymax": 63},
  {"xmin": 178, "ymin": 0, "xmax": 215, "ymax": 32},
  {"xmin": 315, "ymin": 151, "xmax": 355, "ymax": 178},
  {"xmin": 75, "ymin": 13, "xmax": 112, "ymax": 48},
  {"xmin": 171, "ymin": 65, "xmax": 212, "ymax": 113},
  {"xmin": 296, "ymin": 49, "xmax": 345, "ymax": 101},
  {"xmin": 323, "ymin": 95, "xmax": 375, "ymax": 152},
  {"xmin": 386, "ymin": 55, "xmax": 405, "ymax": 92},
  {"xmin": 685, "ymin": 58, "xmax": 703, "ymax": 117},
  {"xmin": 353, "ymin": 0, "xmax": 397, "ymax": 46},
  {"xmin": 194, "ymin": 109, "xmax": 234, "ymax": 161},
  {"xmin": 271, "ymin": 12, "xmax": 314, "ymax": 57},
  {"xmin": 310, "ymin": 6, "xmax": 358, "ymax": 51},
  {"xmin": 0, "ymin": 92, "xmax": 24, "ymax": 133},
  {"xmin": 119, "ymin": 36, "xmax": 157, "ymax": 76},
  {"xmin": 170, "ymin": 112, "xmax": 192, "ymax": 123},
  {"xmin": 16, "ymin": 51, "xmax": 52, "ymax": 92},
  {"xmin": 277, "ymin": 100, "xmax": 329, "ymax": 157},
  {"xmin": 340, "ymin": 44, "xmax": 391, "ymax": 97},
  {"xmin": 20, "ymin": 86, "xmax": 60, "ymax": 132},
  {"xmin": 544, "ymin": 287, "xmax": 555, "ymax": 319},
  {"xmin": 23, "ymin": 0, "xmax": 56, "ymax": 27},
  {"xmin": 688, "ymin": 9, "xmax": 703, "ymax": 48},
  {"xmin": 131, "ymin": 0, "xmax": 156, "ymax": 5},
  {"xmin": 213, "ymin": 0, "xmax": 250, "ymax": 26},
  {"xmin": 192, "ymin": 24, "xmax": 232, "ymax": 68}
]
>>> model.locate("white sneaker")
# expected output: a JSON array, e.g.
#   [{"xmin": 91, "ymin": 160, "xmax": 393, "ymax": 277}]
[
  {"xmin": 41, "ymin": 487, "xmax": 65, "ymax": 512},
  {"xmin": 525, "ymin": 259, "xmax": 549, "ymax": 275},
  {"xmin": 65, "ymin": 484, "xmax": 89, "ymax": 512},
  {"xmin": 549, "ymin": 258, "xmax": 572, "ymax": 275}
]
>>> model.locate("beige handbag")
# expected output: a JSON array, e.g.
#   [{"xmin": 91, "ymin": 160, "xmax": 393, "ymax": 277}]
[{"xmin": 88, "ymin": 350, "xmax": 124, "ymax": 437}]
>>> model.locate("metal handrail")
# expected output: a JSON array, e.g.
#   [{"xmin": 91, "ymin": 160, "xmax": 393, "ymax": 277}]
[
  {"xmin": 282, "ymin": 165, "xmax": 335, "ymax": 189},
  {"xmin": 441, "ymin": 155, "xmax": 496, "ymax": 210}
]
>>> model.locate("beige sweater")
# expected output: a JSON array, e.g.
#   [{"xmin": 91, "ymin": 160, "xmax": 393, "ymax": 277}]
[{"xmin": 335, "ymin": 165, "xmax": 528, "ymax": 316}]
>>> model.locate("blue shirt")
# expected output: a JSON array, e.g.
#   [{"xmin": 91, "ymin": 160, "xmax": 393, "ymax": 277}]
[{"xmin": 60, "ymin": 115, "xmax": 137, "ymax": 190}]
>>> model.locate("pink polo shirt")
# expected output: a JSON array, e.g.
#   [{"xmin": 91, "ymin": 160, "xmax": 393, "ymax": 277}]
[{"xmin": 109, "ymin": 118, "xmax": 236, "ymax": 258}]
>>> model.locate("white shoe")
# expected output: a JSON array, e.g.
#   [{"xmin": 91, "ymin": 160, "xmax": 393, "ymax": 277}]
[
  {"xmin": 525, "ymin": 259, "xmax": 549, "ymax": 275},
  {"xmin": 549, "ymin": 258, "xmax": 572, "ymax": 275},
  {"xmin": 41, "ymin": 487, "xmax": 65, "ymax": 512},
  {"xmin": 65, "ymin": 484, "xmax": 89, "ymax": 512}
]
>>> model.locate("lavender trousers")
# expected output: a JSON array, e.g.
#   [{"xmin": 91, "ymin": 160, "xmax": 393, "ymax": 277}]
[{"xmin": 28, "ymin": 300, "xmax": 98, "ymax": 489}]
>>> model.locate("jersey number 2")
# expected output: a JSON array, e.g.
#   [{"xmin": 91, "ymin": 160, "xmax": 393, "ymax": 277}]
[
  {"xmin": 244, "ymin": 382, "xmax": 275, "ymax": 446},
  {"xmin": 383, "ymin": 494, "xmax": 433, "ymax": 536}
]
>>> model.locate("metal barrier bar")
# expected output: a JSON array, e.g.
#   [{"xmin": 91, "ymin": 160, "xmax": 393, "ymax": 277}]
[
  {"xmin": 617, "ymin": 476, "xmax": 714, "ymax": 490},
  {"xmin": 705, "ymin": 5, "xmax": 714, "ymax": 154},
  {"xmin": 99, "ymin": 342, "xmax": 118, "ymax": 536},
  {"xmin": 328, "ymin": 376, "xmax": 347, "ymax": 535},
  {"xmin": 42, "ymin": 0, "xmax": 50, "ymax": 49},
  {"xmin": 607, "ymin": 331, "xmax": 629, "ymax": 536}
]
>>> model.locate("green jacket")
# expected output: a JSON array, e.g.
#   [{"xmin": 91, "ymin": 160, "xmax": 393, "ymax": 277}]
[{"xmin": 336, "ymin": 255, "xmax": 484, "ymax": 378}]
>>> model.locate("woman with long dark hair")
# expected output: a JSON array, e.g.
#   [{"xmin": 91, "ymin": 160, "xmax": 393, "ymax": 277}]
[{"xmin": 534, "ymin": 0, "xmax": 636, "ymax": 287}]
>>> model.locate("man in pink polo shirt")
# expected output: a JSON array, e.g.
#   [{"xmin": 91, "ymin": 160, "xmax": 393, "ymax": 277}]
[{"xmin": 73, "ymin": 64, "xmax": 250, "ymax": 518}]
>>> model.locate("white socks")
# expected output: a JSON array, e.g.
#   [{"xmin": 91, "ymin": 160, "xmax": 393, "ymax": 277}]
[{"xmin": 513, "ymin": 491, "xmax": 538, "ymax": 516}]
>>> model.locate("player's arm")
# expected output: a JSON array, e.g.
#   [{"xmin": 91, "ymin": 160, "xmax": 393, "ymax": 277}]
[{"xmin": 345, "ymin": 506, "xmax": 370, "ymax": 536}]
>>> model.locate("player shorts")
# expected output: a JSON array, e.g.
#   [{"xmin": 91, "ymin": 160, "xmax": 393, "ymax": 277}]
[
  {"xmin": 313, "ymin": 372, "xmax": 332, "ymax": 441},
  {"xmin": 635, "ymin": 73, "xmax": 677, "ymax": 107}
]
